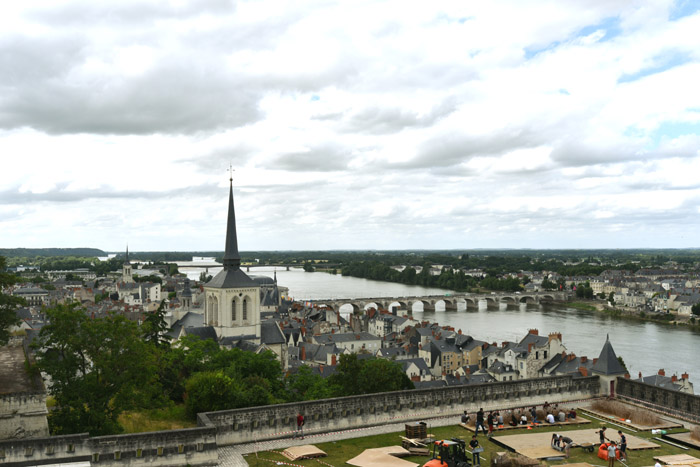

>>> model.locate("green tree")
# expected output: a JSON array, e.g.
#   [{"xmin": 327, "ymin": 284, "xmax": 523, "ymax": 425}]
[
  {"xmin": 142, "ymin": 300, "xmax": 170, "ymax": 348},
  {"xmin": 328, "ymin": 353, "xmax": 363, "ymax": 396},
  {"xmin": 0, "ymin": 256, "xmax": 25, "ymax": 345},
  {"xmin": 356, "ymin": 358, "xmax": 414, "ymax": 394},
  {"xmin": 608, "ymin": 292, "xmax": 615, "ymax": 305},
  {"xmin": 35, "ymin": 303, "xmax": 157, "ymax": 435},
  {"xmin": 692, "ymin": 303, "xmax": 700, "ymax": 316},
  {"xmin": 285, "ymin": 365, "xmax": 333, "ymax": 401}
]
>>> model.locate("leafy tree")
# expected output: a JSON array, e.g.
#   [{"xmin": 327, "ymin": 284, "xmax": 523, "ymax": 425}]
[
  {"xmin": 0, "ymin": 256, "xmax": 25, "ymax": 345},
  {"xmin": 608, "ymin": 292, "xmax": 615, "ymax": 305},
  {"xmin": 541, "ymin": 278, "xmax": 557, "ymax": 290},
  {"xmin": 356, "ymin": 358, "xmax": 413, "ymax": 394},
  {"xmin": 329, "ymin": 353, "xmax": 363, "ymax": 396},
  {"xmin": 35, "ymin": 303, "xmax": 157, "ymax": 435},
  {"xmin": 142, "ymin": 300, "xmax": 170, "ymax": 348},
  {"xmin": 303, "ymin": 261, "xmax": 315, "ymax": 272},
  {"xmin": 692, "ymin": 303, "xmax": 700, "ymax": 316},
  {"xmin": 285, "ymin": 365, "xmax": 333, "ymax": 401}
]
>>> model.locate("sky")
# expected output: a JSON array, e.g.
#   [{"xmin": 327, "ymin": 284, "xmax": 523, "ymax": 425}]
[{"xmin": 1, "ymin": 0, "xmax": 700, "ymax": 252}]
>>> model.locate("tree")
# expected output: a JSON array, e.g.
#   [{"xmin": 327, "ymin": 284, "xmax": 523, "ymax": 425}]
[
  {"xmin": 0, "ymin": 256, "xmax": 24, "ymax": 346},
  {"xmin": 608, "ymin": 292, "xmax": 615, "ymax": 306},
  {"xmin": 356, "ymin": 358, "xmax": 414, "ymax": 394},
  {"xmin": 142, "ymin": 300, "xmax": 170, "ymax": 348},
  {"xmin": 35, "ymin": 303, "xmax": 157, "ymax": 435},
  {"xmin": 692, "ymin": 303, "xmax": 700, "ymax": 316}
]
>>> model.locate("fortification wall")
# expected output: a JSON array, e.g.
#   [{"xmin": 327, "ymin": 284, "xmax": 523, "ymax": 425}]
[
  {"xmin": 616, "ymin": 377, "xmax": 700, "ymax": 423},
  {"xmin": 0, "ymin": 392, "xmax": 49, "ymax": 440},
  {"xmin": 0, "ymin": 426, "xmax": 218, "ymax": 466},
  {"xmin": 206, "ymin": 375, "xmax": 601, "ymax": 445}
]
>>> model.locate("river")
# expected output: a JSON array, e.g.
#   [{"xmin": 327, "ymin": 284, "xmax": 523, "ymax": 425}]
[{"xmin": 180, "ymin": 264, "xmax": 700, "ymax": 382}]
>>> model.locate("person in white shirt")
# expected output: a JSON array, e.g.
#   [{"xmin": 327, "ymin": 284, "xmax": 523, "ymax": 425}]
[{"xmin": 546, "ymin": 413, "xmax": 555, "ymax": 424}]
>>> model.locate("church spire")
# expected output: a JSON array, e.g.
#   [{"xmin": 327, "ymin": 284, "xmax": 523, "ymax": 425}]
[
  {"xmin": 124, "ymin": 244, "xmax": 130, "ymax": 265},
  {"xmin": 222, "ymin": 169, "xmax": 241, "ymax": 270}
]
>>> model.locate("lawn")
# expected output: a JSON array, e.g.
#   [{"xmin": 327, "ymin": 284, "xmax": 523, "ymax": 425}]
[
  {"xmin": 117, "ymin": 405, "xmax": 196, "ymax": 433},
  {"xmin": 242, "ymin": 417, "xmax": 699, "ymax": 467}
]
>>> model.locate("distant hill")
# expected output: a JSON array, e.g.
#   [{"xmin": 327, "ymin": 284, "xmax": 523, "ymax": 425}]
[{"xmin": 0, "ymin": 248, "xmax": 107, "ymax": 258}]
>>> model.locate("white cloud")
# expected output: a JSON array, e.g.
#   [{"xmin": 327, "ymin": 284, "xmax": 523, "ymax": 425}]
[{"xmin": 1, "ymin": 0, "xmax": 699, "ymax": 250}]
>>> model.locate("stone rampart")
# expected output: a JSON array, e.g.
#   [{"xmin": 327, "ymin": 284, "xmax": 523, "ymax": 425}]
[
  {"xmin": 0, "ymin": 392, "xmax": 49, "ymax": 440},
  {"xmin": 0, "ymin": 425, "xmax": 218, "ymax": 466},
  {"xmin": 616, "ymin": 377, "xmax": 700, "ymax": 423},
  {"xmin": 206, "ymin": 375, "xmax": 600, "ymax": 445}
]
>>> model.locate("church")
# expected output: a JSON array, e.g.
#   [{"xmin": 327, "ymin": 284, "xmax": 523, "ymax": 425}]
[{"xmin": 194, "ymin": 175, "xmax": 288, "ymax": 367}]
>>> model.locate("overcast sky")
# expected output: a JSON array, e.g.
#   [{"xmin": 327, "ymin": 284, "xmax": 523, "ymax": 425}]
[{"xmin": 2, "ymin": 0, "xmax": 700, "ymax": 252}]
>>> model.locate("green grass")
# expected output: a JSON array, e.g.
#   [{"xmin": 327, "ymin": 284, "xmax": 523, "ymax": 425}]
[
  {"xmin": 243, "ymin": 418, "xmax": 699, "ymax": 467},
  {"xmin": 567, "ymin": 302, "xmax": 598, "ymax": 312},
  {"xmin": 118, "ymin": 405, "xmax": 196, "ymax": 433}
]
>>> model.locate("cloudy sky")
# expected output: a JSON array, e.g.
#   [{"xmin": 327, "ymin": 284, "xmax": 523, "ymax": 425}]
[{"xmin": 2, "ymin": 0, "xmax": 700, "ymax": 251}]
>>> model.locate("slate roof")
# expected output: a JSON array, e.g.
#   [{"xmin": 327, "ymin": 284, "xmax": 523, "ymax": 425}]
[
  {"xmin": 250, "ymin": 275, "xmax": 276, "ymax": 286},
  {"xmin": 401, "ymin": 358, "xmax": 430, "ymax": 373},
  {"xmin": 414, "ymin": 380, "xmax": 447, "ymax": 389},
  {"xmin": 261, "ymin": 320, "xmax": 285, "ymax": 345},
  {"xmin": 183, "ymin": 326, "xmax": 218, "ymax": 341},
  {"xmin": 591, "ymin": 335, "xmax": 627, "ymax": 375},
  {"xmin": 205, "ymin": 268, "xmax": 258, "ymax": 289},
  {"xmin": 634, "ymin": 375, "xmax": 684, "ymax": 391}
]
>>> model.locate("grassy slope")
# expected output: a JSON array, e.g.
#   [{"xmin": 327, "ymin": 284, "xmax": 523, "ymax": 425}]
[{"xmin": 117, "ymin": 405, "xmax": 196, "ymax": 433}]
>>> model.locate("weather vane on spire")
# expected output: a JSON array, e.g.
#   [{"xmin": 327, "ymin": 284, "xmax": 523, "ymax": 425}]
[{"xmin": 228, "ymin": 164, "xmax": 234, "ymax": 183}]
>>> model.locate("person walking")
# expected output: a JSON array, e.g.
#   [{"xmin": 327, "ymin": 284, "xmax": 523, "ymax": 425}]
[
  {"xmin": 618, "ymin": 431, "xmax": 627, "ymax": 461},
  {"xmin": 293, "ymin": 413, "xmax": 305, "ymax": 439},
  {"xmin": 469, "ymin": 435, "xmax": 481, "ymax": 466},
  {"xmin": 475, "ymin": 408, "xmax": 487, "ymax": 436},
  {"xmin": 598, "ymin": 427, "xmax": 608, "ymax": 445},
  {"xmin": 607, "ymin": 441, "xmax": 617, "ymax": 467}
]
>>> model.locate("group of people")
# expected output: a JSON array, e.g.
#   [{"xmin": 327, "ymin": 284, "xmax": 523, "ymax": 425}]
[
  {"xmin": 466, "ymin": 404, "xmax": 577, "ymax": 436},
  {"xmin": 597, "ymin": 427, "xmax": 628, "ymax": 464},
  {"xmin": 551, "ymin": 433, "xmax": 574, "ymax": 457}
]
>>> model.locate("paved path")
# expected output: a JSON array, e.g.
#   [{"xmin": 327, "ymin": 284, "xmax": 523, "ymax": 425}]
[{"xmin": 218, "ymin": 413, "xmax": 462, "ymax": 466}]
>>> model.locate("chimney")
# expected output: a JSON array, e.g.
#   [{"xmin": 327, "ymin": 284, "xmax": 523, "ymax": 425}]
[
  {"xmin": 528, "ymin": 343, "xmax": 534, "ymax": 353},
  {"xmin": 593, "ymin": 358, "xmax": 598, "ymax": 365},
  {"xmin": 581, "ymin": 356, "xmax": 587, "ymax": 363},
  {"xmin": 319, "ymin": 364, "xmax": 324, "ymax": 373},
  {"xmin": 466, "ymin": 367, "xmax": 471, "ymax": 374},
  {"xmin": 671, "ymin": 374, "xmax": 678, "ymax": 382},
  {"xmin": 492, "ymin": 342, "xmax": 497, "ymax": 347},
  {"xmin": 356, "ymin": 334, "xmax": 361, "ymax": 340},
  {"xmin": 301, "ymin": 346, "xmax": 306, "ymax": 361},
  {"xmin": 331, "ymin": 354, "xmax": 337, "ymax": 365},
  {"xmin": 682, "ymin": 372, "xmax": 689, "ymax": 380},
  {"xmin": 579, "ymin": 367, "xmax": 588, "ymax": 377},
  {"xmin": 458, "ymin": 329, "xmax": 462, "ymax": 334},
  {"xmin": 658, "ymin": 369, "xmax": 665, "ymax": 376},
  {"xmin": 624, "ymin": 373, "xmax": 630, "ymax": 379},
  {"xmin": 528, "ymin": 329, "xmax": 539, "ymax": 335},
  {"xmin": 502, "ymin": 342, "xmax": 508, "ymax": 348},
  {"xmin": 638, "ymin": 371, "xmax": 642, "ymax": 379},
  {"xmin": 548, "ymin": 332, "xmax": 562, "ymax": 343}
]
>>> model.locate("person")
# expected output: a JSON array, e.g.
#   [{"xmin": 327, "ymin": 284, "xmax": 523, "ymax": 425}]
[
  {"xmin": 608, "ymin": 441, "xmax": 617, "ymax": 467},
  {"xmin": 551, "ymin": 433, "xmax": 562, "ymax": 451},
  {"xmin": 497, "ymin": 411, "xmax": 504, "ymax": 426},
  {"xmin": 598, "ymin": 427, "xmax": 607, "ymax": 445},
  {"xmin": 546, "ymin": 412, "xmax": 555, "ymax": 424},
  {"xmin": 568, "ymin": 408, "xmax": 577, "ymax": 420},
  {"xmin": 520, "ymin": 412, "xmax": 528, "ymax": 425},
  {"xmin": 531, "ymin": 406, "xmax": 539, "ymax": 424},
  {"xmin": 293, "ymin": 413, "xmax": 305, "ymax": 439},
  {"xmin": 543, "ymin": 401, "xmax": 550, "ymax": 411},
  {"xmin": 487, "ymin": 411, "xmax": 495, "ymax": 437},
  {"xmin": 510, "ymin": 411, "xmax": 518, "ymax": 427},
  {"xmin": 558, "ymin": 409, "xmax": 566, "ymax": 422},
  {"xmin": 469, "ymin": 435, "xmax": 481, "ymax": 466},
  {"xmin": 655, "ymin": 462, "xmax": 662, "ymax": 467},
  {"xmin": 560, "ymin": 435, "xmax": 574, "ymax": 458},
  {"xmin": 618, "ymin": 431, "xmax": 627, "ymax": 461},
  {"xmin": 461, "ymin": 411, "xmax": 470, "ymax": 424},
  {"xmin": 475, "ymin": 408, "xmax": 487, "ymax": 436}
]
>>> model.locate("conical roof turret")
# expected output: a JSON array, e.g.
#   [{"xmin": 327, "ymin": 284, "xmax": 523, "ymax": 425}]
[{"xmin": 591, "ymin": 334, "xmax": 627, "ymax": 376}]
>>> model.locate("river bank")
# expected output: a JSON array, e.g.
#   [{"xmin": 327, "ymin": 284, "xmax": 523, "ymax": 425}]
[{"xmin": 569, "ymin": 299, "xmax": 700, "ymax": 330}]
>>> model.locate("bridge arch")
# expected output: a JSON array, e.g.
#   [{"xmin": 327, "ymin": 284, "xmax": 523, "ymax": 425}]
[
  {"xmin": 519, "ymin": 295, "xmax": 537, "ymax": 304},
  {"xmin": 500, "ymin": 296, "xmax": 516, "ymax": 304}
]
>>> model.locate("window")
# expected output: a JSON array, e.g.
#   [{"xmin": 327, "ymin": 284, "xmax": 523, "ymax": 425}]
[
  {"xmin": 242, "ymin": 298, "xmax": 248, "ymax": 320},
  {"xmin": 544, "ymin": 351, "xmax": 548, "ymax": 359},
  {"xmin": 231, "ymin": 299, "xmax": 237, "ymax": 321},
  {"xmin": 136, "ymin": 449, "xmax": 143, "ymax": 458},
  {"xmin": 114, "ymin": 451, "xmax": 121, "ymax": 460}
]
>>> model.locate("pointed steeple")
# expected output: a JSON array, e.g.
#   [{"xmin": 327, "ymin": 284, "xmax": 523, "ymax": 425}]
[
  {"xmin": 124, "ymin": 244, "xmax": 130, "ymax": 265},
  {"xmin": 222, "ymin": 174, "xmax": 241, "ymax": 270}
]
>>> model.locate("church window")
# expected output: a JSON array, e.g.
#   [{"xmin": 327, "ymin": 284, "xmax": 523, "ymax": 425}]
[
  {"xmin": 212, "ymin": 297, "xmax": 218, "ymax": 324},
  {"xmin": 242, "ymin": 299, "xmax": 248, "ymax": 320},
  {"xmin": 232, "ymin": 299, "xmax": 237, "ymax": 321}
]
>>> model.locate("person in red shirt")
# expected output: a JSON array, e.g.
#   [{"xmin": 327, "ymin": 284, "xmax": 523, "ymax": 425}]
[{"xmin": 293, "ymin": 413, "xmax": 305, "ymax": 439}]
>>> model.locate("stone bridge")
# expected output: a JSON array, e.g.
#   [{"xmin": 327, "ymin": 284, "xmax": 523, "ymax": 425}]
[{"xmin": 309, "ymin": 291, "xmax": 570, "ymax": 312}]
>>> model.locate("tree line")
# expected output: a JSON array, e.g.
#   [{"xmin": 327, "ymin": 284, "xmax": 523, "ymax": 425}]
[{"xmin": 28, "ymin": 301, "xmax": 412, "ymax": 436}]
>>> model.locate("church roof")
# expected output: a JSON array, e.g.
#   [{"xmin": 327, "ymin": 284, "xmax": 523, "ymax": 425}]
[
  {"xmin": 261, "ymin": 320, "xmax": 286, "ymax": 345},
  {"xmin": 591, "ymin": 334, "xmax": 627, "ymax": 376},
  {"xmin": 206, "ymin": 268, "xmax": 257, "ymax": 289},
  {"xmin": 205, "ymin": 176, "xmax": 258, "ymax": 289},
  {"xmin": 250, "ymin": 275, "xmax": 276, "ymax": 286}
]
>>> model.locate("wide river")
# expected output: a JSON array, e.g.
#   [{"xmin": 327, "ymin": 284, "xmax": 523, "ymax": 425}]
[{"xmin": 181, "ymin": 264, "xmax": 700, "ymax": 383}]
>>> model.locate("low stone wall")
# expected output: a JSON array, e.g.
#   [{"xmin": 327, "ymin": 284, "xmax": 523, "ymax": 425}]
[
  {"xmin": 616, "ymin": 377, "xmax": 700, "ymax": 423},
  {"xmin": 0, "ymin": 426, "xmax": 218, "ymax": 467},
  {"xmin": 0, "ymin": 392, "xmax": 49, "ymax": 440},
  {"xmin": 205, "ymin": 375, "xmax": 601, "ymax": 445}
]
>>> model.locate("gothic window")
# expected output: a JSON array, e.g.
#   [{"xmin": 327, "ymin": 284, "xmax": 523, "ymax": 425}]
[
  {"xmin": 243, "ymin": 298, "xmax": 248, "ymax": 320},
  {"xmin": 232, "ymin": 299, "xmax": 237, "ymax": 322}
]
